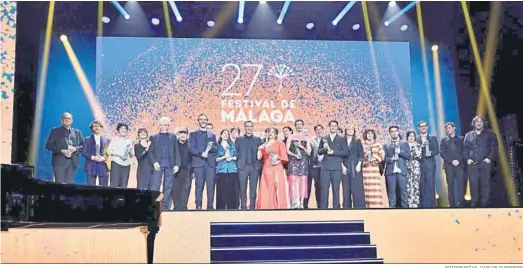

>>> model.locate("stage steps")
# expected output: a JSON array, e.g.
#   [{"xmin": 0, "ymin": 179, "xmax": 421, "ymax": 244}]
[{"xmin": 210, "ymin": 220, "xmax": 383, "ymax": 264}]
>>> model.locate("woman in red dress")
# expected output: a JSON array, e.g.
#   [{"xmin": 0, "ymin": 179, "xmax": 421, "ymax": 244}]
[{"xmin": 256, "ymin": 127, "xmax": 290, "ymax": 210}]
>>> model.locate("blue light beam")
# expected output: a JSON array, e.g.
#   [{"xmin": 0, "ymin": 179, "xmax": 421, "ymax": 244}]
[
  {"xmin": 168, "ymin": 0, "xmax": 182, "ymax": 22},
  {"xmin": 111, "ymin": 1, "xmax": 130, "ymax": 19},
  {"xmin": 238, "ymin": 0, "xmax": 245, "ymax": 24},
  {"xmin": 332, "ymin": 1, "xmax": 357, "ymax": 26},
  {"xmin": 277, "ymin": 1, "xmax": 291, "ymax": 24},
  {"xmin": 384, "ymin": 1, "xmax": 417, "ymax": 25}
]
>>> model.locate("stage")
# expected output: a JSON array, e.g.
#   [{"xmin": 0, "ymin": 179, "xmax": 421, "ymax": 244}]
[{"xmin": 1, "ymin": 208, "xmax": 522, "ymax": 263}]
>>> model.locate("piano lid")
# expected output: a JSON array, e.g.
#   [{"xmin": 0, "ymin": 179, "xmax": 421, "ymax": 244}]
[{"xmin": 1, "ymin": 164, "xmax": 162, "ymax": 229}]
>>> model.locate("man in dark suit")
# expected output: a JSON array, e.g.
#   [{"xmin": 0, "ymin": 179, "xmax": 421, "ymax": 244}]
[
  {"xmin": 45, "ymin": 112, "xmax": 84, "ymax": 184},
  {"xmin": 440, "ymin": 122, "xmax": 466, "ymax": 207},
  {"xmin": 235, "ymin": 120, "xmax": 263, "ymax": 210},
  {"xmin": 383, "ymin": 125, "xmax": 411, "ymax": 208},
  {"xmin": 189, "ymin": 114, "xmax": 218, "ymax": 210},
  {"xmin": 462, "ymin": 116, "xmax": 498, "ymax": 208},
  {"xmin": 305, "ymin": 124, "xmax": 324, "ymax": 209},
  {"xmin": 318, "ymin": 120, "xmax": 349, "ymax": 209},
  {"xmin": 148, "ymin": 117, "xmax": 181, "ymax": 210},
  {"xmin": 416, "ymin": 120, "xmax": 440, "ymax": 208},
  {"xmin": 341, "ymin": 126, "xmax": 365, "ymax": 208},
  {"xmin": 172, "ymin": 126, "xmax": 192, "ymax": 211},
  {"xmin": 81, "ymin": 120, "xmax": 110, "ymax": 186}
]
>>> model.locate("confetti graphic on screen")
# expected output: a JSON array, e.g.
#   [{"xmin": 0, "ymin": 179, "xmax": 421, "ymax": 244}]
[
  {"xmin": 97, "ymin": 38, "xmax": 412, "ymax": 142},
  {"xmin": 0, "ymin": 1, "xmax": 17, "ymax": 164}
]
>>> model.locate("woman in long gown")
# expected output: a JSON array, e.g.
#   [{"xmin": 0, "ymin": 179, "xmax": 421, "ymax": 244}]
[
  {"xmin": 361, "ymin": 129, "xmax": 388, "ymax": 208},
  {"xmin": 256, "ymin": 127, "xmax": 290, "ymax": 210},
  {"xmin": 286, "ymin": 120, "xmax": 311, "ymax": 209},
  {"xmin": 405, "ymin": 130, "xmax": 422, "ymax": 208},
  {"xmin": 134, "ymin": 128, "xmax": 152, "ymax": 190}
]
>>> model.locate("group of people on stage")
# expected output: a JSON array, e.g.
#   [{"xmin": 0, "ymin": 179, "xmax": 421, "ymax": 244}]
[{"xmin": 46, "ymin": 112, "xmax": 498, "ymax": 210}]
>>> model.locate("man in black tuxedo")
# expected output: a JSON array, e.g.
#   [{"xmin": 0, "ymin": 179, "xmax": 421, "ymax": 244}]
[
  {"xmin": 45, "ymin": 112, "xmax": 84, "ymax": 184},
  {"xmin": 318, "ymin": 120, "xmax": 349, "ymax": 209},
  {"xmin": 383, "ymin": 126, "xmax": 411, "ymax": 208},
  {"xmin": 416, "ymin": 120, "xmax": 440, "ymax": 208},
  {"xmin": 235, "ymin": 120, "xmax": 263, "ymax": 210},
  {"xmin": 148, "ymin": 117, "xmax": 181, "ymax": 210},
  {"xmin": 341, "ymin": 126, "xmax": 365, "ymax": 208},
  {"xmin": 440, "ymin": 122, "xmax": 466, "ymax": 208}
]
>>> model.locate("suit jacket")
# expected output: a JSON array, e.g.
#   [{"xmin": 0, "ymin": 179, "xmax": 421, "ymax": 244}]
[
  {"xmin": 416, "ymin": 135, "xmax": 439, "ymax": 170},
  {"xmin": 147, "ymin": 133, "xmax": 181, "ymax": 168},
  {"xmin": 235, "ymin": 135, "xmax": 263, "ymax": 171},
  {"xmin": 440, "ymin": 135, "xmax": 465, "ymax": 169},
  {"xmin": 45, "ymin": 126, "xmax": 84, "ymax": 168},
  {"xmin": 342, "ymin": 138, "xmax": 364, "ymax": 178},
  {"xmin": 383, "ymin": 140, "xmax": 411, "ymax": 176},
  {"xmin": 318, "ymin": 134, "xmax": 349, "ymax": 171},
  {"xmin": 81, "ymin": 134, "xmax": 110, "ymax": 172},
  {"xmin": 188, "ymin": 130, "xmax": 218, "ymax": 168}
]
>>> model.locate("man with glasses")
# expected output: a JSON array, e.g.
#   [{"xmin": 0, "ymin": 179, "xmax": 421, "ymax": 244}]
[
  {"xmin": 189, "ymin": 114, "xmax": 218, "ymax": 210},
  {"xmin": 416, "ymin": 120, "xmax": 440, "ymax": 208},
  {"xmin": 45, "ymin": 112, "xmax": 84, "ymax": 184}
]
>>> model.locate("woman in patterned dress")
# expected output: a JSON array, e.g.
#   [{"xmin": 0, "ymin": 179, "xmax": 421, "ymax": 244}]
[
  {"xmin": 405, "ymin": 131, "xmax": 422, "ymax": 208},
  {"xmin": 286, "ymin": 120, "xmax": 311, "ymax": 209},
  {"xmin": 361, "ymin": 129, "xmax": 388, "ymax": 208}
]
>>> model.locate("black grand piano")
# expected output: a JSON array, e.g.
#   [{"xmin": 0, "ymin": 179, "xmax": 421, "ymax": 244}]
[{"xmin": 1, "ymin": 164, "xmax": 162, "ymax": 264}]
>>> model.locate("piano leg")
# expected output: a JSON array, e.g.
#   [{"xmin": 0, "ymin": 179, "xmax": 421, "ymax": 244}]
[
  {"xmin": 141, "ymin": 225, "xmax": 160, "ymax": 264},
  {"xmin": 147, "ymin": 225, "xmax": 159, "ymax": 264}
]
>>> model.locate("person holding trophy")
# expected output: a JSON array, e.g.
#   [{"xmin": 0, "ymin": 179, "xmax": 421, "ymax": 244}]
[
  {"xmin": 107, "ymin": 123, "xmax": 134, "ymax": 188},
  {"xmin": 215, "ymin": 129, "xmax": 239, "ymax": 210},
  {"xmin": 286, "ymin": 119, "xmax": 312, "ymax": 209},
  {"xmin": 361, "ymin": 129, "xmax": 387, "ymax": 208},
  {"xmin": 189, "ymin": 114, "xmax": 218, "ymax": 210},
  {"xmin": 256, "ymin": 127, "xmax": 290, "ymax": 210}
]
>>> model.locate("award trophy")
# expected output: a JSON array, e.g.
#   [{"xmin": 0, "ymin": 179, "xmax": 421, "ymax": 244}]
[
  {"xmin": 366, "ymin": 147, "xmax": 373, "ymax": 162},
  {"xmin": 123, "ymin": 144, "xmax": 130, "ymax": 160},
  {"xmin": 224, "ymin": 144, "xmax": 230, "ymax": 159},
  {"xmin": 423, "ymin": 140, "xmax": 430, "ymax": 157},
  {"xmin": 322, "ymin": 138, "xmax": 332, "ymax": 154},
  {"xmin": 293, "ymin": 141, "xmax": 302, "ymax": 159},
  {"xmin": 95, "ymin": 143, "xmax": 101, "ymax": 157}
]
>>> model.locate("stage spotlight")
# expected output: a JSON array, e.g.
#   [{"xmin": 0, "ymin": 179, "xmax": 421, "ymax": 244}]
[
  {"xmin": 384, "ymin": 21, "xmax": 390, "ymax": 26},
  {"xmin": 389, "ymin": 1, "xmax": 396, "ymax": 7},
  {"xmin": 101, "ymin": 16, "xmax": 111, "ymax": 23},
  {"xmin": 432, "ymin": 45, "xmax": 439, "ymax": 51},
  {"xmin": 400, "ymin": 24, "xmax": 408, "ymax": 31},
  {"xmin": 60, "ymin": 35, "xmax": 67, "ymax": 42},
  {"xmin": 352, "ymin": 23, "xmax": 360, "ymax": 30},
  {"xmin": 259, "ymin": 0, "xmax": 267, "ymax": 4},
  {"xmin": 277, "ymin": 19, "xmax": 282, "ymax": 24},
  {"xmin": 306, "ymin": 22, "xmax": 314, "ymax": 30},
  {"xmin": 151, "ymin": 18, "xmax": 160, "ymax": 25},
  {"xmin": 124, "ymin": 14, "xmax": 130, "ymax": 20},
  {"xmin": 207, "ymin": 20, "xmax": 215, "ymax": 27},
  {"xmin": 332, "ymin": 20, "xmax": 338, "ymax": 26}
]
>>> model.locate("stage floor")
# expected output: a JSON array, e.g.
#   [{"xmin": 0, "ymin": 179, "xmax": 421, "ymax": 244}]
[{"xmin": 1, "ymin": 208, "xmax": 522, "ymax": 263}]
